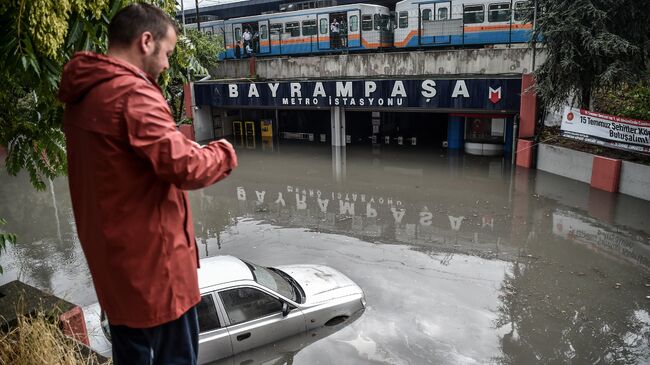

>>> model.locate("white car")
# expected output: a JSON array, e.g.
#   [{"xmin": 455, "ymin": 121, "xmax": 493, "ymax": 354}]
[{"xmin": 102, "ymin": 255, "xmax": 366, "ymax": 364}]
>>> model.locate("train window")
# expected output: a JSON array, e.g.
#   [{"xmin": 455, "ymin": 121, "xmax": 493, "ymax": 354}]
[
  {"xmin": 438, "ymin": 7, "xmax": 448, "ymax": 20},
  {"xmin": 488, "ymin": 3, "xmax": 511, "ymax": 22},
  {"xmin": 362, "ymin": 15, "xmax": 373, "ymax": 31},
  {"xmin": 349, "ymin": 15, "xmax": 359, "ymax": 32},
  {"xmin": 260, "ymin": 25, "xmax": 268, "ymax": 39},
  {"xmin": 235, "ymin": 27, "xmax": 242, "ymax": 41},
  {"xmin": 463, "ymin": 5, "xmax": 484, "ymax": 24},
  {"xmin": 320, "ymin": 18, "xmax": 328, "ymax": 34},
  {"xmin": 270, "ymin": 23, "xmax": 283, "ymax": 34},
  {"xmin": 285, "ymin": 22, "xmax": 300, "ymax": 37},
  {"xmin": 375, "ymin": 14, "xmax": 390, "ymax": 30},
  {"xmin": 398, "ymin": 11, "xmax": 408, "ymax": 28},
  {"xmin": 421, "ymin": 9, "xmax": 432, "ymax": 21},
  {"xmin": 302, "ymin": 20, "xmax": 317, "ymax": 36},
  {"xmin": 513, "ymin": 1, "xmax": 528, "ymax": 21}
]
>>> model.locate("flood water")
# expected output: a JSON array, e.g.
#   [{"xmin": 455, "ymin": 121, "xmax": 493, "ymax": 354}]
[{"xmin": 1, "ymin": 142, "xmax": 650, "ymax": 364}]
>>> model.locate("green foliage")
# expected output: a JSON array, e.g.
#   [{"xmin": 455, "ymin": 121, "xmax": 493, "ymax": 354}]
[
  {"xmin": 595, "ymin": 80, "xmax": 650, "ymax": 121},
  {"xmin": 0, "ymin": 0, "xmax": 120, "ymax": 190},
  {"xmin": 531, "ymin": 0, "xmax": 650, "ymax": 109},
  {"xmin": 164, "ymin": 29, "xmax": 224, "ymax": 125},
  {"xmin": 0, "ymin": 0, "xmax": 220, "ymax": 189},
  {"xmin": 0, "ymin": 218, "xmax": 17, "ymax": 275}
]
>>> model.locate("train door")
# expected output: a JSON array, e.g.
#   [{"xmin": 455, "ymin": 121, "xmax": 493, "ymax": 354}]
[
  {"xmin": 258, "ymin": 20, "xmax": 270, "ymax": 54},
  {"xmin": 232, "ymin": 23, "xmax": 242, "ymax": 58},
  {"xmin": 317, "ymin": 13, "xmax": 331, "ymax": 50},
  {"xmin": 419, "ymin": 1, "xmax": 454, "ymax": 45},
  {"xmin": 347, "ymin": 10, "xmax": 361, "ymax": 48},
  {"xmin": 433, "ymin": 1, "xmax": 453, "ymax": 44}
]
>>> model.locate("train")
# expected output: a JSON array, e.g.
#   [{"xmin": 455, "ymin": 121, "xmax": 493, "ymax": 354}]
[{"xmin": 188, "ymin": 0, "xmax": 533, "ymax": 59}]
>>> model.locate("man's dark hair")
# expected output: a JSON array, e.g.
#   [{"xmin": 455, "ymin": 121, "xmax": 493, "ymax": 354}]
[{"xmin": 108, "ymin": 3, "xmax": 179, "ymax": 47}]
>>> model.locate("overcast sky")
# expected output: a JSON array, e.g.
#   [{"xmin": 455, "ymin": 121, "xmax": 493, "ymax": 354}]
[{"xmin": 179, "ymin": 0, "xmax": 247, "ymax": 10}]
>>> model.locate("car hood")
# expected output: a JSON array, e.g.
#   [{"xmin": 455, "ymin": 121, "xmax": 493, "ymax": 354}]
[{"xmin": 276, "ymin": 265, "xmax": 362, "ymax": 305}]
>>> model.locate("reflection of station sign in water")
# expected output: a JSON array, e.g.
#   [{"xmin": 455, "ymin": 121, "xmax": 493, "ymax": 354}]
[
  {"xmin": 553, "ymin": 209, "xmax": 650, "ymax": 270},
  {"xmin": 235, "ymin": 185, "xmax": 501, "ymax": 233}
]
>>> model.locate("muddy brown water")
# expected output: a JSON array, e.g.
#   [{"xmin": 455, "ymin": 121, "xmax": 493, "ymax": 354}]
[{"xmin": 1, "ymin": 142, "xmax": 649, "ymax": 364}]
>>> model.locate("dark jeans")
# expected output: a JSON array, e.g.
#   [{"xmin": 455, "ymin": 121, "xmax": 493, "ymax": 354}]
[{"xmin": 110, "ymin": 306, "xmax": 199, "ymax": 365}]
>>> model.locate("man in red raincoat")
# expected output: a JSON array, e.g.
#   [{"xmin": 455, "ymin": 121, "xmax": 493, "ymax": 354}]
[{"xmin": 58, "ymin": 4, "xmax": 237, "ymax": 364}]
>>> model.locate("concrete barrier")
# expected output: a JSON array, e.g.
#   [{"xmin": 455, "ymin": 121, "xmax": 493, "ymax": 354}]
[
  {"xmin": 620, "ymin": 160, "xmax": 650, "ymax": 201},
  {"xmin": 214, "ymin": 47, "xmax": 544, "ymax": 80},
  {"xmin": 515, "ymin": 139, "xmax": 535, "ymax": 168},
  {"xmin": 537, "ymin": 143, "xmax": 650, "ymax": 201},
  {"xmin": 0, "ymin": 280, "xmax": 89, "ymax": 346},
  {"xmin": 590, "ymin": 156, "xmax": 621, "ymax": 193},
  {"xmin": 537, "ymin": 144, "xmax": 592, "ymax": 184}
]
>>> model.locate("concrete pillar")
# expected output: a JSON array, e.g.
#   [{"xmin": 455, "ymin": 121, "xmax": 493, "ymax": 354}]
[
  {"xmin": 331, "ymin": 146, "xmax": 347, "ymax": 183},
  {"xmin": 330, "ymin": 107, "xmax": 346, "ymax": 147},
  {"xmin": 183, "ymin": 82, "xmax": 194, "ymax": 120},
  {"xmin": 447, "ymin": 116, "xmax": 465, "ymax": 149},
  {"xmin": 519, "ymin": 74, "xmax": 537, "ymax": 138},
  {"xmin": 504, "ymin": 117, "xmax": 514, "ymax": 155}
]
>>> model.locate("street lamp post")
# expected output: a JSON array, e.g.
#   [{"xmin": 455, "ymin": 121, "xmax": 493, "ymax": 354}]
[{"xmin": 195, "ymin": 0, "xmax": 201, "ymax": 31}]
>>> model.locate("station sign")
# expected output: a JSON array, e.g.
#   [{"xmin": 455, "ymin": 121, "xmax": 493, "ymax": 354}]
[{"xmin": 194, "ymin": 78, "xmax": 521, "ymax": 111}]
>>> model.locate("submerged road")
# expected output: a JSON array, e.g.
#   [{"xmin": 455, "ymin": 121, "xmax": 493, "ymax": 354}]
[{"xmin": 1, "ymin": 142, "xmax": 649, "ymax": 364}]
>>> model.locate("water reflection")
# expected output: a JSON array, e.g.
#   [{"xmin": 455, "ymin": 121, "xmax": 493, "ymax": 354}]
[
  {"xmin": 208, "ymin": 311, "xmax": 363, "ymax": 365},
  {"xmin": 1, "ymin": 142, "xmax": 650, "ymax": 364}
]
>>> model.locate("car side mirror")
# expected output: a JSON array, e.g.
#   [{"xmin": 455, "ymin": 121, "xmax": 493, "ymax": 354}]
[{"xmin": 282, "ymin": 302, "xmax": 291, "ymax": 317}]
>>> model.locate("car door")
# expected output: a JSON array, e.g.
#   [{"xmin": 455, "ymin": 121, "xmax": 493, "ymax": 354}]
[
  {"xmin": 197, "ymin": 293, "xmax": 233, "ymax": 364},
  {"xmin": 219, "ymin": 286, "xmax": 306, "ymax": 355}
]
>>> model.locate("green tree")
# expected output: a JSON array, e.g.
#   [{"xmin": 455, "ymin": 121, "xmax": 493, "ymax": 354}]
[
  {"xmin": 531, "ymin": 0, "xmax": 650, "ymax": 109},
  {"xmin": 0, "ymin": 0, "xmax": 221, "ymax": 190},
  {"xmin": 164, "ymin": 28, "xmax": 222, "ymax": 125},
  {"xmin": 0, "ymin": 218, "xmax": 17, "ymax": 274},
  {"xmin": 594, "ymin": 76, "xmax": 650, "ymax": 121}
]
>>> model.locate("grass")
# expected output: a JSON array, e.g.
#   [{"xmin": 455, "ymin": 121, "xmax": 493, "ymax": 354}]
[{"xmin": 0, "ymin": 310, "xmax": 108, "ymax": 365}]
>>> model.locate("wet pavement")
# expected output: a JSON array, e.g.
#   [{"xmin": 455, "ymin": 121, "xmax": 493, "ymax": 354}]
[{"xmin": 1, "ymin": 142, "xmax": 650, "ymax": 364}]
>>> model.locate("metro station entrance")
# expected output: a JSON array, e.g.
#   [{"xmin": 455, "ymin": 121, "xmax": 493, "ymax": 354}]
[
  {"xmin": 193, "ymin": 77, "xmax": 521, "ymax": 157},
  {"xmin": 346, "ymin": 111, "xmax": 448, "ymax": 148}
]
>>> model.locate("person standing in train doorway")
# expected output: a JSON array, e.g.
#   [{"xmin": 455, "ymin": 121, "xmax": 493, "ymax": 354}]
[
  {"xmin": 340, "ymin": 18, "xmax": 348, "ymax": 48},
  {"xmin": 330, "ymin": 18, "xmax": 340, "ymax": 48},
  {"xmin": 242, "ymin": 28, "xmax": 252, "ymax": 56},
  {"xmin": 58, "ymin": 3, "xmax": 238, "ymax": 364}
]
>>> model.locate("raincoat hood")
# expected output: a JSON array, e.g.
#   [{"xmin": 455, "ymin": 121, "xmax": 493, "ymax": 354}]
[{"xmin": 58, "ymin": 51, "xmax": 152, "ymax": 104}]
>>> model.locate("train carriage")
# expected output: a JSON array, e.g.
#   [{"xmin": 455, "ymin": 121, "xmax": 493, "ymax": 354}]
[
  {"xmin": 393, "ymin": 0, "xmax": 533, "ymax": 49},
  {"xmin": 187, "ymin": 0, "xmax": 534, "ymax": 58},
  {"xmin": 194, "ymin": 4, "xmax": 392, "ymax": 59}
]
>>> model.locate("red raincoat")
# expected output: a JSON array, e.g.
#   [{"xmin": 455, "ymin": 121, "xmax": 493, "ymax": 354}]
[{"xmin": 58, "ymin": 52, "xmax": 237, "ymax": 328}]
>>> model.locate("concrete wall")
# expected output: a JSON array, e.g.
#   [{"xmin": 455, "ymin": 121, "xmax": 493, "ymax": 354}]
[
  {"xmin": 193, "ymin": 107, "xmax": 213, "ymax": 142},
  {"xmin": 213, "ymin": 47, "xmax": 545, "ymax": 80},
  {"xmin": 620, "ymin": 161, "xmax": 650, "ymax": 201},
  {"xmin": 537, "ymin": 144, "xmax": 593, "ymax": 184},
  {"xmin": 537, "ymin": 143, "xmax": 650, "ymax": 201}
]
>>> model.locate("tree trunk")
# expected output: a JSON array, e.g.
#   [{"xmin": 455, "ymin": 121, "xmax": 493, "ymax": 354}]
[{"xmin": 581, "ymin": 86, "xmax": 591, "ymax": 109}]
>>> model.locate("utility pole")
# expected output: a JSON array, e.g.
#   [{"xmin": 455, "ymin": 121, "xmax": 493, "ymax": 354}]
[
  {"xmin": 181, "ymin": 0, "xmax": 187, "ymax": 36},
  {"xmin": 531, "ymin": 0, "xmax": 538, "ymax": 71},
  {"xmin": 195, "ymin": 0, "xmax": 201, "ymax": 31}
]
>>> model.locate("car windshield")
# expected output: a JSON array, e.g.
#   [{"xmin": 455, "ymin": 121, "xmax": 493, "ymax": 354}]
[{"xmin": 244, "ymin": 261, "xmax": 296, "ymax": 301}]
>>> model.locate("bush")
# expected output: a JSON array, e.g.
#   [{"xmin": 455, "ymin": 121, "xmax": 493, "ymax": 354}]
[
  {"xmin": 595, "ymin": 82, "xmax": 650, "ymax": 121},
  {"xmin": 0, "ymin": 310, "xmax": 107, "ymax": 365}
]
